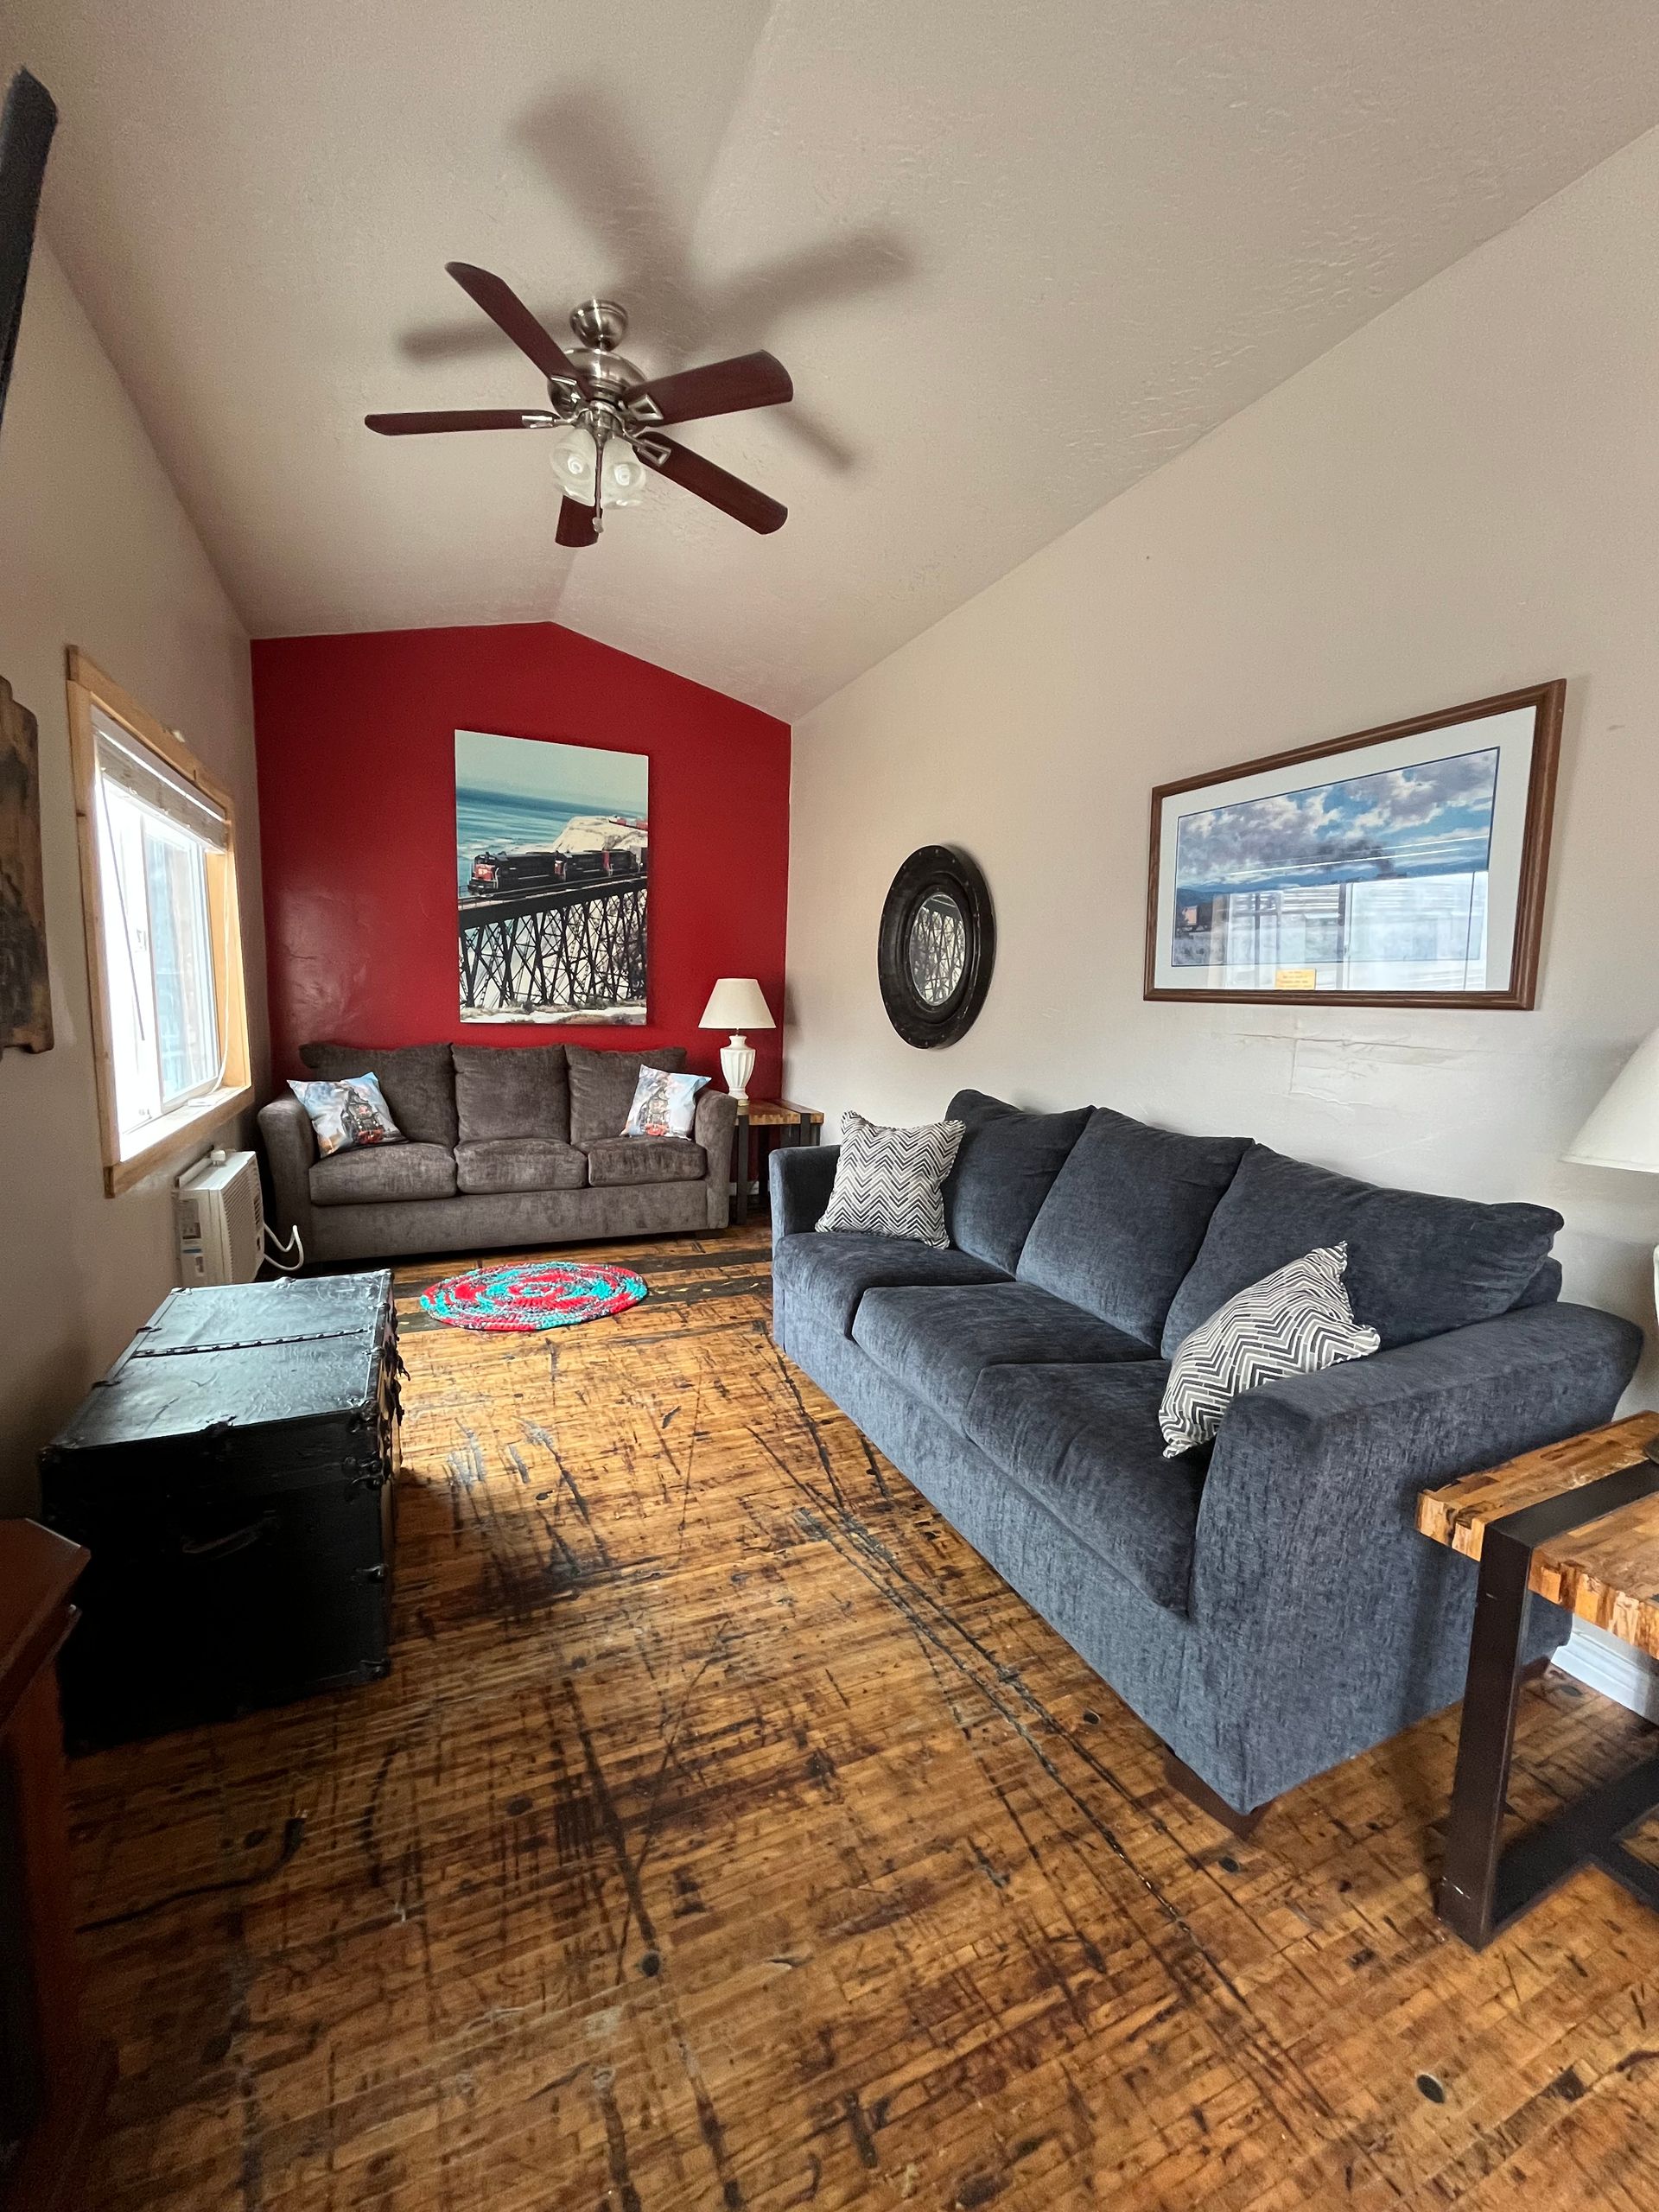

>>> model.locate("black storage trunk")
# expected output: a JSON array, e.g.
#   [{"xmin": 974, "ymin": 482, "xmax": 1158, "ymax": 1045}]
[{"xmin": 39, "ymin": 1272, "xmax": 400, "ymax": 1750}]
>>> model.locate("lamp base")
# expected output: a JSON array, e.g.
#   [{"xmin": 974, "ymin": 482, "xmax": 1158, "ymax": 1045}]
[{"xmin": 721, "ymin": 1034, "xmax": 756, "ymax": 1103}]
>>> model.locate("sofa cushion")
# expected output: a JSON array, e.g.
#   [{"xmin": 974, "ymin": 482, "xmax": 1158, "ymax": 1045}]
[
  {"xmin": 1160, "ymin": 1144, "xmax": 1565, "ymax": 1357},
  {"xmin": 961, "ymin": 1362, "xmax": 1202, "ymax": 1611},
  {"xmin": 1016, "ymin": 1109, "xmax": 1249, "ymax": 1344},
  {"xmin": 772, "ymin": 1231, "xmax": 1008, "ymax": 1339},
  {"xmin": 817, "ymin": 1109, "xmax": 966, "ymax": 1249},
  {"xmin": 1514, "ymin": 1258, "xmax": 1564, "ymax": 1310},
  {"xmin": 454, "ymin": 1137, "xmax": 586, "ymax": 1195},
  {"xmin": 287, "ymin": 1073, "xmax": 404, "ymax": 1156},
  {"xmin": 623, "ymin": 1068, "xmax": 709, "ymax": 1139},
  {"xmin": 300, "ymin": 1042, "xmax": 457, "ymax": 1149},
  {"xmin": 1159, "ymin": 1242, "xmax": 1380, "ymax": 1457},
  {"xmin": 585, "ymin": 1136, "xmax": 708, "ymax": 1187},
  {"xmin": 852, "ymin": 1281, "xmax": 1154, "ymax": 1432},
  {"xmin": 453, "ymin": 1044, "xmax": 569, "ymax": 1143},
  {"xmin": 568, "ymin": 1045, "xmax": 687, "ymax": 1145},
  {"xmin": 309, "ymin": 1141, "xmax": 458, "ymax": 1207},
  {"xmin": 942, "ymin": 1090, "xmax": 1092, "ymax": 1273}
]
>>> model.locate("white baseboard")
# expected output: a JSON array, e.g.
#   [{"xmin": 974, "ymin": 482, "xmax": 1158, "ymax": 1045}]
[{"xmin": 1554, "ymin": 1620, "xmax": 1659, "ymax": 1722}]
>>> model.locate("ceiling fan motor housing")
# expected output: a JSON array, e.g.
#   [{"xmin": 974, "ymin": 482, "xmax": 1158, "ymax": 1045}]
[
  {"xmin": 566, "ymin": 299, "xmax": 645, "ymax": 400},
  {"xmin": 570, "ymin": 297, "xmax": 627, "ymax": 351}
]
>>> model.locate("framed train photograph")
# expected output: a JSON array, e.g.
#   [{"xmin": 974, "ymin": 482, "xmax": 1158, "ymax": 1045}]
[{"xmin": 454, "ymin": 728, "xmax": 649, "ymax": 1025}]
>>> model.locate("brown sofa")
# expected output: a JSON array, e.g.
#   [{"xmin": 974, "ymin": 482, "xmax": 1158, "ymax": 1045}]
[{"xmin": 258, "ymin": 1041, "xmax": 738, "ymax": 1264}]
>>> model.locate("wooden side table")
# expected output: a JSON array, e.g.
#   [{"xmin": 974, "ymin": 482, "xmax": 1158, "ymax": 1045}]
[
  {"xmin": 1418, "ymin": 1411, "xmax": 1659, "ymax": 1948},
  {"xmin": 731, "ymin": 1100, "xmax": 823, "ymax": 1227},
  {"xmin": 0, "ymin": 1521, "xmax": 112, "ymax": 2212}
]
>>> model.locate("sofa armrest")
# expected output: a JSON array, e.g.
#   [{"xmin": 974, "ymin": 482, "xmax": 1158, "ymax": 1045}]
[
  {"xmin": 694, "ymin": 1088, "xmax": 739, "ymax": 1229},
  {"xmin": 258, "ymin": 1094, "xmax": 318, "ymax": 1248},
  {"xmin": 771, "ymin": 1143, "xmax": 840, "ymax": 1243},
  {"xmin": 1190, "ymin": 1300, "xmax": 1643, "ymax": 1807}
]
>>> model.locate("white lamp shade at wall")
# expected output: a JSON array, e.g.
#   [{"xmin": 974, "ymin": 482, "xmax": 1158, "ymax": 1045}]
[
  {"xmin": 1566, "ymin": 1025, "xmax": 1659, "ymax": 1322},
  {"xmin": 699, "ymin": 978, "xmax": 775, "ymax": 1102},
  {"xmin": 1565, "ymin": 1027, "xmax": 1659, "ymax": 1173},
  {"xmin": 699, "ymin": 978, "xmax": 775, "ymax": 1033}
]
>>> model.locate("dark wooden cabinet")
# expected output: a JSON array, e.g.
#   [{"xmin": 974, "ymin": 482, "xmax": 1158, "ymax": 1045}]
[{"xmin": 0, "ymin": 1520, "xmax": 111, "ymax": 2212}]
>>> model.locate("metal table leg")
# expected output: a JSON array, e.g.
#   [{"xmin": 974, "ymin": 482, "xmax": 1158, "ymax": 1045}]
[
  {"xmin": 1440, "ymin": 1458, "xmax": 1659, "ymax": 1948},
  {"xmin": 732, "ymin": 1109, "xmax": 750, "ymax": 1228}
]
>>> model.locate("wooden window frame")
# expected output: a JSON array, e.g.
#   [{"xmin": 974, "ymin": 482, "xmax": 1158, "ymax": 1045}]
[{"xmin": 66, "ymin": 649, "xmax": 252, "ymax": 1196}]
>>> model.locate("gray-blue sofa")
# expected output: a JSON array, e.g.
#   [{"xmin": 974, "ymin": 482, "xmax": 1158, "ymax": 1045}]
[{"xmin": 769, "ymin": 1090, "xmax": 1643, "ymax": 1826}]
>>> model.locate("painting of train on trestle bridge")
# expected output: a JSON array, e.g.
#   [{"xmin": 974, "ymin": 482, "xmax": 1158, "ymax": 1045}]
[{"xmin": 455, "ymin": 728, "xmax": 648, "ymax": 1025}]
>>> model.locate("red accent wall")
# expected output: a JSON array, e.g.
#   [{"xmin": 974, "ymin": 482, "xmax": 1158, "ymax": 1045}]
[{"xmin": 251, "ymin": 622, "xmax": 790, "ymax": 1097}]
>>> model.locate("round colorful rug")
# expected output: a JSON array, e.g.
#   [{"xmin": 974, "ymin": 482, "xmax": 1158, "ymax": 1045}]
[{"xmin": 420, "ymin": 1260, "xmax": 649, "ymax": 1332}]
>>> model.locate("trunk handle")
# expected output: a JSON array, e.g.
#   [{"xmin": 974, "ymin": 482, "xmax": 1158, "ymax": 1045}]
[{"xmin": 179, "ymin": 1513, "xmax": 276, "ymax": 1560}]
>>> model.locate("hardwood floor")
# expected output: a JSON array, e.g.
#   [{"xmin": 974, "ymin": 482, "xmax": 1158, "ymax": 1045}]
[{"xmin": 67, "ymin": 1224, "xmax": 1659, "ymax": 2210}]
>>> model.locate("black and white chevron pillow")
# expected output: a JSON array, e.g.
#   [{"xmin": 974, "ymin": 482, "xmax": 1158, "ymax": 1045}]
[
  {"xmin": 816, "ymin": 1109, "xmax": 967, "ymax": 1248},
  {"xmin": 1160, "ymin": 1242, "xmax": 1379, "ymax": 1458}
]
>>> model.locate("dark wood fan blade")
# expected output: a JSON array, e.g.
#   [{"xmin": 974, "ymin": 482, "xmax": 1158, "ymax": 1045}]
[
  {"xmin": 625, "ymin": 350, "xmax": 791, "ymax": 427},
  {"xmin": 0, "ymin": 68, "xmax": 58, "ymax": 436},
  {"xmin": 556, "ymin": 496, "xmax": 598, "ymax": 548},
  {"xmin": 633, "ymin": 434, "xmax": 785, "ymax": 534},
  {"xmin": 445, "ymin": 262, "xmax": 581, "ymax": 384},
  {"xmin": 365, "ymin": 409, "xmax": 546, "ymax": 435}
]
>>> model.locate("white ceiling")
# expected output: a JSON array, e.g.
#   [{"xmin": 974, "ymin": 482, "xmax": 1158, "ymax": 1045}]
[{"xmin": 8, "ymin": 2, "xmax": 1659, "ymax": 719}]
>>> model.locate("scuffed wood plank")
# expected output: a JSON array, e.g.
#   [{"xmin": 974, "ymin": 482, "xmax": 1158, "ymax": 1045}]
[{"xmin": 62, "ymin": 1226, "xmax": 1659, "ymax": 2212}]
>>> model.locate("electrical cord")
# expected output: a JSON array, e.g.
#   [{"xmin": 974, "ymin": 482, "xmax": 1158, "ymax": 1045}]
[{"xmin": 260, "ymin": 1220, "xmax": 306, "ymax": 1274}]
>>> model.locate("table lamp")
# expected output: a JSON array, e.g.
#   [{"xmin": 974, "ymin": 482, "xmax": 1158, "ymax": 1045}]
[
  {"xmin": 1564, "ymin": 1022, "xmax": 1659, "ymax": 1318},
  {"xmin": 700, "ymin": 978, "xmax": 774, "ymax": 1103}
]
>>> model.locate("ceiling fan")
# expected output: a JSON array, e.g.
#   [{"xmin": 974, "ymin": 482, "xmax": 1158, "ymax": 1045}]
[{"xmin": 366, "ymin": 263, "xmax": 793, "ymax": 547}]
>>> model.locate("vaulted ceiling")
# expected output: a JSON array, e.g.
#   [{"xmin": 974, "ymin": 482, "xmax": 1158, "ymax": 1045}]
[{"xmin": 8, "ymin": 2, "xmax": 1659, "ymax": 717}]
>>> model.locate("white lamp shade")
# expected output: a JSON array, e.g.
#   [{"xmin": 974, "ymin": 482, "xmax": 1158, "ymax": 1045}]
[
  {"xmin": 700, "ymin": 977, "xmax": 774, "ymax": 1032},
  {"xmin": 547, "ymin": 423, "xmax": 596, "ymax": 491},
  {"xmin": 604, "ymin": 443, "xmax": 647, "ymax": 506},
  {"xmin": 1564, "ymin": 1026, "xmax": 1659, "ymax": 1173}
]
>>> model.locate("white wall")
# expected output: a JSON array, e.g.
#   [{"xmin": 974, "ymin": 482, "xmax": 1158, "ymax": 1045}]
[
  {"xmin": 788, "ymin": 124, "xmax": 1659, "ymax": 1401},
  {"xmin": 0, "ymin": 244, "xmax": 267, "ymax": 1511}
]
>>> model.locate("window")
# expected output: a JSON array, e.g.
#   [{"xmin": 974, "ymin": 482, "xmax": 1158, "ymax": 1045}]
[{"xmin": 67, "ymin": 652, "xmax": 251, "ymax": 1194}]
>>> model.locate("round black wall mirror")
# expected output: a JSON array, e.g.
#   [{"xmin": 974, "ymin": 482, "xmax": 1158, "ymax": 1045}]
[{"xmin": 877, "ymin": 846, "xmax": 995, "ymax": 1047}]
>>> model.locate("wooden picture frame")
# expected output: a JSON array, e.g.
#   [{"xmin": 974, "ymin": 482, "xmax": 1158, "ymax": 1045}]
[
  {"xmin": 1144, "ymin": 682, "xmax": 1563, "ymax": 1011},
  {"xmin": 0, "ymin": 673, "xmax": 52, "ymax": 1052}
]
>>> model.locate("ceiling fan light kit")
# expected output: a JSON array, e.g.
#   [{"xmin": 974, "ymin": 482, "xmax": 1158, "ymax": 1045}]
[
  {"xmin": 366, "ymin": 266, "xmax": 793, "ymax": 547},
  {"xmin": 544, "ymin": 423, "xmax": 646, "ymax": 507}
]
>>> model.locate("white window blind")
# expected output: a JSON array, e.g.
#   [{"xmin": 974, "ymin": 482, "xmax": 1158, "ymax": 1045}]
[
  {"xmin": 93, "ymin": 714, "xmax": 230, "ymax": 851},
  {"xmin": 91, "ymin": 709, "xmax": 227, "ymax": 1137}
]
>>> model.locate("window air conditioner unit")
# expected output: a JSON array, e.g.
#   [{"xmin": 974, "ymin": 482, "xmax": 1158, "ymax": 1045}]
[{"xmin": 175, "ymin": 1149, "xmax": 264, "ymax": 1286}]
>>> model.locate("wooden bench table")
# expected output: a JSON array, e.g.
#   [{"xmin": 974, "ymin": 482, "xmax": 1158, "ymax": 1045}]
[{"xmin": 1418, "ymin": 1410, "xmax": 1659, "ymax": 1948}]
